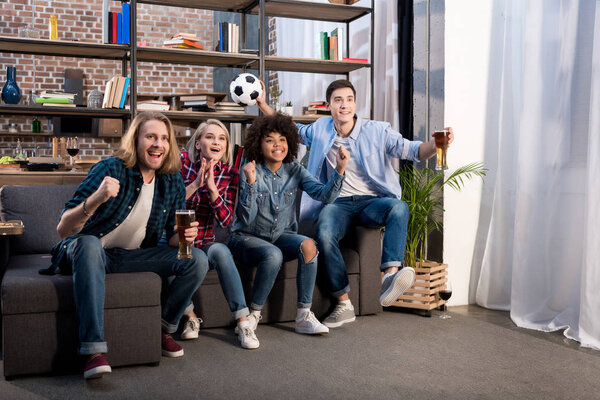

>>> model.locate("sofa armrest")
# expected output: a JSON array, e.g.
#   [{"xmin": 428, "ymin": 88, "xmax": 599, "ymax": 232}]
[
  {"xmin": 354, "ymin": 226, "xmax": 384, "ymax": 315},
  {"xmin": 1, "ymin": 236, "xmax": 9, "ymax": 283}
]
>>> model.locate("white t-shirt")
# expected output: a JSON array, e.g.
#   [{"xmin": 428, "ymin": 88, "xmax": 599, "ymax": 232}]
[
  {"xmin": 100, "ymin": 178, "xmax": 155, "ymax": 249},
  {"xmin": 325, "ymin": 135, "xmax": 379, "ymax": 198}
]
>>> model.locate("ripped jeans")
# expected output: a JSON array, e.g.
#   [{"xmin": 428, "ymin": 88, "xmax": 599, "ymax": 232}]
[{"xmin": 228, "ymin": 232, "xmax": 317, "ymax": 309}]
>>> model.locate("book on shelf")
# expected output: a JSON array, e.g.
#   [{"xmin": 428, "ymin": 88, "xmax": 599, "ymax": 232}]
[
  {"xmin": 182, "ymin": 105, "xmax": 216, "ymax": 112},
  {"xmin": 35, "ymin": 97, "xmax": 71, "ymax": 104},
  {"xmin": 172, "ymin": 32, "xmax": 200, "ymax": 41},
  {"xmin": 38, "ymin": 91, "xmax": 76, "ymax": 99},
  {"xmin": 101, "ymin": 76, "xmax": 129, "ymax": 109},
  {"xmin": 315, "ymin": 27, "xmax": 344, "ymax": 60},
  {"xmin": 135, "ymin": 100, "xmax": 170, "ymax": 111},
  {"xmin": 163, "ymin": 39, "xmax": 204, "ymax": 50},
  {"xmin": 179, "ymin": 92, "xmax": 226, "ymax": 102},
  {"xmin": 103, "ymin": 0, "xmax": 130, "ymax": 45},
  {"xmin": 342, "ymin": 57, "xmax": 368, "ymax": 63},
  {"xmin": 182, "ymin": 100, "xmax": 215, "ymax": 107},
  {"xmin": 213, "ymin": 22, "xmax": 239, "ymax": 52},
  {"xmin": 40, "ymin": 103, "xmax": 77, "ymax": 108},
  {"xmin": 118, "ymin": 77, "xmax": 130, "ymax": 109}
]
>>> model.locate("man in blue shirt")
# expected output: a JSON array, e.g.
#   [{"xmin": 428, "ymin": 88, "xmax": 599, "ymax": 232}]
[
  {"xmin": 257, "ymin": 79, "xmax": 453, "ymax": 327},
  {"xmin": 51, "ymin": 112, "xmax": 208, "ymax": 379}
]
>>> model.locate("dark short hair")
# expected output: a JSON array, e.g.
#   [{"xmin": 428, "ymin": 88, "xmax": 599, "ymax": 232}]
[
  {"xmin": 243, "ymin": 113, "xmax": 300, "ymax": 164},
  {"xmin": 326, "ymin": 79, "xmax": 356, "ymax": 103}
]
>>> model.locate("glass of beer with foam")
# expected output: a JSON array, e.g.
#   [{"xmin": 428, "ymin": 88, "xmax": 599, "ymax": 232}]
[{"xmin": 433, "ymin": 129, "xmax": 449, "ymax": 171}]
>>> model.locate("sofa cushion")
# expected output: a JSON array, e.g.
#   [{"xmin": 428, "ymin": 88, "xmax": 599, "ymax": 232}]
[
  {"xmin": 1, "ymin": 254, "xmax": 161, "ymax": 315},
  {"xmin": 0, "ymin": 184, "xmax": 79, "ymax": 255}
]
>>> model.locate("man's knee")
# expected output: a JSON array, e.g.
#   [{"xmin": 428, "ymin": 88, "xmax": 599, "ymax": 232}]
[
  {"xmin": 387, "ymin": 200, "xmax": 409, "ymax": 222},
  {"xmin": 69, "ymin": 235, "xmax": 105, "ymax": 273},
  {"xmin": 207, "ymin": 243, "xmax": 235, "ymax": 271},
  {"xmin": 301, "ymin": 239, "xmax": 317, "ymax": 263}
]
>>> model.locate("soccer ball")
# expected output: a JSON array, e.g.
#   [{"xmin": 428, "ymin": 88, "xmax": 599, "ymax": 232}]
[{"xmin": 229, "ymin": 73, "xmax": 262, "ymax": 106}]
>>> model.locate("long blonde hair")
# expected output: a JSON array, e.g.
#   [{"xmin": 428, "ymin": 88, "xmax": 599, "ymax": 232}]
[
  {"xmin": 115, "ymin": 112, "xmax": 181, "ymax": 174},
  {"xmin": 185, "ymin": 119, "xmax": 231, "ymax": 164}
]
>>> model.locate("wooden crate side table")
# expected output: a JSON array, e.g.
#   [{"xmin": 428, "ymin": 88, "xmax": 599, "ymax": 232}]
[{"xmin": 390, "ymin": 261, "xmax": 448, "ymax": 311}]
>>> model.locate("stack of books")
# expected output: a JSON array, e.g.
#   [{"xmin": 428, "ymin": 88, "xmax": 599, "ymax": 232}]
[
  {"xmin": 214, "ymin": 101, "xmax": 245, "ymax": 113},
  {"xmin": 303, "ymin": 101, "xmax": 330, "ymax": 115},
  {"xmin": 163, "ymin": 32, "xmax": 204, "ymax": 50},
  {"xmin": 214, "ymin": 22, "xmax": 239, "ymax": 52},
  {"xmin": 101, "ymin": 76, "xmax": 130, "ymax": 109},
  {"xmin": 35, "ymin": 91, "xmax": 77, "ymax": 107},
  {"xmin": 135, "ymin": 100, "xmax": 170, "ymax": 111},
  {"xmin": 180, "ymin": 94, "xmax": 217, "ymax": 111}
]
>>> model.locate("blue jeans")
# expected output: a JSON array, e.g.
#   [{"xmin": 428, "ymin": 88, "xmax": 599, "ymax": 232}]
[
  {"xmin": 228, "ymin": 233, "xmax": 317, "ymax": 309},
  {"xmin": 181, "ymin": 242, "xmax": 249, "ymax": 320},
  {"xmin": 316, "ymin": 196, "xmax": 409, "ymax": 297},
  {"xmin": 67, "ymin": 235, "xmax": 208, "ymax": 355}
]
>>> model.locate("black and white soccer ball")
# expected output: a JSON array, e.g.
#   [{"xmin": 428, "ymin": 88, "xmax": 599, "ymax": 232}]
[{"xmin": 229, "ymin": 73, "xmax": 262, "ymax": 106}]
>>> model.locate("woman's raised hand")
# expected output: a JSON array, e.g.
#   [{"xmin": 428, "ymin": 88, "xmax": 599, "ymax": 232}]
[{"xmin": 243, "ymin": 160, "xmax": 257, "ymax": 184}]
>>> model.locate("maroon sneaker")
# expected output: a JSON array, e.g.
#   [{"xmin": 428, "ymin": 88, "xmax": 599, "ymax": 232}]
[
  {"xmin": 162, "ymin": 333, "xmax": 184, "ymax": 357},
  {"xmin": 83, "ymin": 354, "xmax": 111, "ymax": 379}
]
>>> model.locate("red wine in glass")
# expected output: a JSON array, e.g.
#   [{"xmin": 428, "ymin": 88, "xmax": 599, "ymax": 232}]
[
  {"xmin": 67, "ymin": 148, "xmax": 80, "ymax": 157},
  {"xmin": 439, "ymin": 280, "xmax": 452, "ymax": 319}
]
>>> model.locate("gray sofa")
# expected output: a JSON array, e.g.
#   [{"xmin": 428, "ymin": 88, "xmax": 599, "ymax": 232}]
[{"xmin": 1, "ymin": 184, "xmax": 383, "ymax": 378}]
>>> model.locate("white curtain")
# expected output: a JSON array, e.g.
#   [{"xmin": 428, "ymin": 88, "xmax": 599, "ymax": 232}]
[
  {"xmin": 275, "ymin": 0, "xmax": 398, "ymax": 127},
  {"xmin": 475, "ymin": 0, "xmax": 600, "ymax": 350}
]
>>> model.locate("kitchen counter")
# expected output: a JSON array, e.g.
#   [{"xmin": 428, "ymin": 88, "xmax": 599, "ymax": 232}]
[{"xmin": 0, "ymin": 169, "xmax": 87, "ymax": 187}]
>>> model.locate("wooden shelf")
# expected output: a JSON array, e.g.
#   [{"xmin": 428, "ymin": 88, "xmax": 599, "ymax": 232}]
[
  {"xmin": 163, "ymin": 110, "xmax": 257, "ymax": 122},
  {"xmin": 265, "ymin": 56, "xmax": 369, "ymax": 74},
  {"xmin": 137, "ymin": 0, "xmax": 255, "ymax": 12},
  {"xmin": 0, "ymin": 36, "xmax": 129, "ymax": 60},
  {"xmin": 0, "ymin": 105, "xmax": 131, "ymax": 118},
  {"xmin": 251, "ymin": 0, "xmax": 371, "ymax": 23},
  {"xmin": 136, "ymin": 47, "xmax": 258, "ymax": 68},
  {"xmin": 138, "ymin": 0, "xmax": 371, "ymax": 23}
]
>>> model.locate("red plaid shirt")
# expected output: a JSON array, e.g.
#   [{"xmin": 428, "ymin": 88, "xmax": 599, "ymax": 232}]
[{"xmin": 180, "ymin": 151, "xmax": 239, "ymax": 247}]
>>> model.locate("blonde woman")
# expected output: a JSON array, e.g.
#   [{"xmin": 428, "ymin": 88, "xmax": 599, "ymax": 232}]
[{"xmin": 179, "ymin": 119, "xmax": 258, "ymax": 349}]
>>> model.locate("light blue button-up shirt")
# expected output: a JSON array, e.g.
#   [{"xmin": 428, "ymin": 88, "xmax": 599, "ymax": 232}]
[
  {"xmin": 297, "ymin": 116, "xmax": 422, "ymax": 220},
  {"xmin": 232, "ymin": 161, "xmax": 344, "ymax": 242}
]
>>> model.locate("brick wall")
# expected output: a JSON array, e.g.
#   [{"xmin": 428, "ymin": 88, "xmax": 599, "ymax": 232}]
[{"xmin": 1, "ymin": 1, "xmax": 215, "ymax": 157}]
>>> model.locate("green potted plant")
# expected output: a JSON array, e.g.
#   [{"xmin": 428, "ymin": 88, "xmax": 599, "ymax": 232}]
[{"xmin": 393, "ymin": 162, "xmax": 486, "ymax": 311}]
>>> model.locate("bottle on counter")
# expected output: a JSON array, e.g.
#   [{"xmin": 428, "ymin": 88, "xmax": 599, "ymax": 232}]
[{"xmin": 14, "ymin": 139, "xmax": 23, "ymax": 159}]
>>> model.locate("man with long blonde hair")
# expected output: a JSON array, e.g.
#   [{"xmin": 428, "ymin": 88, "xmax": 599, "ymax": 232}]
[{"xmin": 49, "ymin": 112, "xmax": 208, "ymax": 379}]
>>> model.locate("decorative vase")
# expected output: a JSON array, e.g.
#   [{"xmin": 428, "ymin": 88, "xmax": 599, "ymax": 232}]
[{"xmin": 2, "ymin": 67, "xmax": 22, "ymax": 105}]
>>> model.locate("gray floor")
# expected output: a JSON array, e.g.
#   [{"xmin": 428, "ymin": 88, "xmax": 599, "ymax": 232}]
[{"xmin": 1, "ymin": 305, "xmax": 599, "ymax": 400}]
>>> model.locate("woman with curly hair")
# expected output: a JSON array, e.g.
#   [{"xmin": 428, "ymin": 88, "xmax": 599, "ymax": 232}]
[
  {"xmin": 228, "ymin": 113, "xmax": 349, "ymax": 337},
  {"xmin": 179, "ymin": 119, "xmax": 258, "ymax": 349}
]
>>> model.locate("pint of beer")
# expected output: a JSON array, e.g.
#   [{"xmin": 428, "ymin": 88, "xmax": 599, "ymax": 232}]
[
  {"xmin": 176, "ymin": 209, "xmax": 195, "ymax": 259},
  {"xmin": 433, "ymin": 129, "xmax": 449, "ymax": 171}
]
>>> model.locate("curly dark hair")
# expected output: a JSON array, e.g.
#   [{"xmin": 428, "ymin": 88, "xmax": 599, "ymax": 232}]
[{"xmin": 243, "ymin": 113, "xmax": 301, "ymax": 164}]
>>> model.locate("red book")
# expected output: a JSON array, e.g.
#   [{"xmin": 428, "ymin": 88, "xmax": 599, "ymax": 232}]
[
  {"xmin": 342, "ymin": 57, "xmax": 368, "ymax": 63},
  {"xmin": 111, "ymin": 12, "xmax": 118, "ymax": 44}
]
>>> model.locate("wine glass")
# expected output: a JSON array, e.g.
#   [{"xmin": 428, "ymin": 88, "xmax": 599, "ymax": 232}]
[
  {"xmin": 439, "ymin": 279, "xmax": 452, "ymax": 319},
  {"xmin": 66, "ymin": 137, "xmax": 80, "ymax": 172}
]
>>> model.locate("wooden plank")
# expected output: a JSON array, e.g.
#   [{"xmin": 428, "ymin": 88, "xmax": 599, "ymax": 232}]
[
  {"xmin": 137, "ymin": 0, "xmax": 255, "ymax": 12},
  {"xmin": 0, "ymin": 36, "xmax": 128, "ymax": 60},
  {"xmin": 0, "ymin": 105, "xmax": 130, "ymax": 118},
  {"xmin": 136, "ymin": 47, "xmax": 258, "ymax": 67},
  {"xmin": 252, "ymin": 0, "xmax": 371, "ymax": 23},
  {"xmin": 265, "ymin": 56, "xmax": 369, "ymax": 74}
]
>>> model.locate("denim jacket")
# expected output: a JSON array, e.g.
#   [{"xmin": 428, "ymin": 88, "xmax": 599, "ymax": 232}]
[
  {"xmin": 296, "ymin": 116, "xmax": 422, "ymax": 220},
  {"xmin": 231, "ymin": 161, "xmax": 344, "ymax": 242}
]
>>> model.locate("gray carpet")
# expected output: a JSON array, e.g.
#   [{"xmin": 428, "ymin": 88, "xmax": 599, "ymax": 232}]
[{"xmin": 1, "ymin": 305, "xmax": 599, "ymax": 400}]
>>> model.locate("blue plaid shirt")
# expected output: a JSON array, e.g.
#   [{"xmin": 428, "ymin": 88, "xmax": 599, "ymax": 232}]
[{"xmin": 48, "ymin": 156, "xmax": 185, "ymax": 273}]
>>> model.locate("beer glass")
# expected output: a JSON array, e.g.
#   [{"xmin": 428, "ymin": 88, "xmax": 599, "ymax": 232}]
[
  {"xmin": 176, "ymin": 209, "xmax": 195, "ymax": 259},
  {"xmin": 433, "ymin": 129, "xmax": 449, "ymax": 171}
]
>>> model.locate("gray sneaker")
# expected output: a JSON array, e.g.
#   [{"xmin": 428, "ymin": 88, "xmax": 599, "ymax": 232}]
[
  {"xmin": 181, "ymin": 316, "xmax": 202, "ymax": 340},
  {"xmin": 379, "ymin": 267, "xmax": 416, "ymax": 306},
  {"xmin": 323, "ymin": 303, "xmax": 356, "ymax": 328}
]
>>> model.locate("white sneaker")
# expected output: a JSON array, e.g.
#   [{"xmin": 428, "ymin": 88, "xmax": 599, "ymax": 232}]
[
  {"xmin": 295, "ymin": 310, "xmax": 329, "ymax": 335},
  {"xmin": 237, "ymin": 321, "xmax": 260, "ymax": 349},
  {"xmin": 323, "ymin": 302, "xmax": 356, "ymax": 328},
  {"xmin": 235, "ymin": 312, "xmax": 262, "ymax": 335},
  {"xmin": 181, "ymin": 317, "xmax": 202, "ymax": 340}
]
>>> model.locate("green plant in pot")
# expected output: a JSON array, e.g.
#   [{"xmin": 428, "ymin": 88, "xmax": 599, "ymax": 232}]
[{"xmin": 399, "ymin": 162, "xmax": 487, "ymax": 268}]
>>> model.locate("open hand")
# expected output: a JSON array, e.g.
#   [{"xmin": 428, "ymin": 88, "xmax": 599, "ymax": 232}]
[
  {"xmin": 205, "ymin": 159, "xmax": 218, "ymax": 194},
  {"xmin": 243, "ymin": 160, "xmax": 257, "ymax": 184},
  {"xmin": 335, "ymin": 146, "xmax": 350, "ymax": 174}
]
